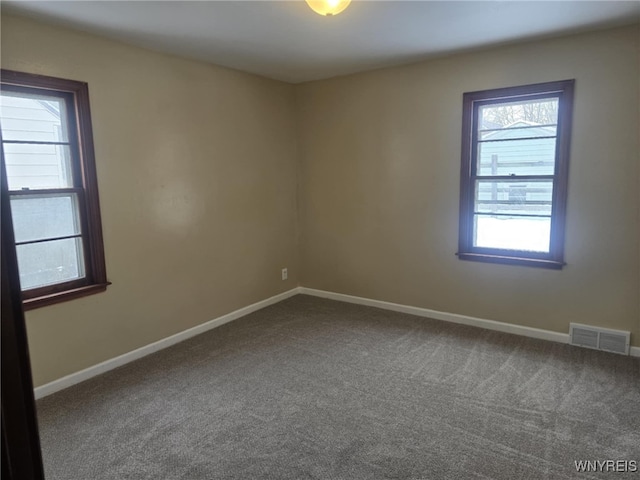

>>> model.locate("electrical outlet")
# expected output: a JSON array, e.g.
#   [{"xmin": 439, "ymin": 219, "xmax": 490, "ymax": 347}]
[{"xmin": 281, "ymin": 268, "xmax": 288, "ymax": 281}]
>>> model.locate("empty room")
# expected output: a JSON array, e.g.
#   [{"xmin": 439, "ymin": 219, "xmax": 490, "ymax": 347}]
[{"xmin": 1, "ymin": 1, "xmax": 639, "ymax": 479}]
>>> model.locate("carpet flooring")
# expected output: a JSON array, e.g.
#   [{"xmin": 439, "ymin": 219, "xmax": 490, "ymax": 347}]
[{"xmin": 36, "ymin": 295, "xmax": 640, "ymax": 479}]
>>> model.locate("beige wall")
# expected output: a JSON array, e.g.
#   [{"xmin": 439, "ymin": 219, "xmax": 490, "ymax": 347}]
[
  {"xmin": 1, "ymin": 15, "xmax": 300, "ymax": 386},
  {"xmin": 296, "ymin": 25, "xmax": 640, "ymax": 346}
]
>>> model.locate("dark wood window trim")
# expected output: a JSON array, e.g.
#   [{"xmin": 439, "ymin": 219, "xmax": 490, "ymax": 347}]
[
  {"xmin": 457, "ymin": 80, "xmax": 575, "ymax": 269},
  {"xmin": 1, "ymin": 69, "xmax": 109, "ymax": 309}
]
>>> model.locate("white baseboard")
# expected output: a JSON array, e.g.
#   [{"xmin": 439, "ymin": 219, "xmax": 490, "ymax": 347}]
[
  {"xmin": 299, "ymin": 287, "xmax": 572, "ymax": 344},
  {"xmin": 631, "ymin": 347, "xmax": 640, "ymax": 358},
  {"xmin": 34, "ymin": 288, "xmax": 300, "ymax": 399}
]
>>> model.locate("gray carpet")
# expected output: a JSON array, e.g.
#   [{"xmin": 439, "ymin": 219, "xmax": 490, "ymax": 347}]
[{"xmin": 36, "ymin": 295, "xmax": 640, "ymax": 479}]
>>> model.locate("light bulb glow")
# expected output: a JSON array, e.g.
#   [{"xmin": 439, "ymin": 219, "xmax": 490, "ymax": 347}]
[{"xmin": 305, "ymin": 0, "xmax": 351, "ymax": 16}]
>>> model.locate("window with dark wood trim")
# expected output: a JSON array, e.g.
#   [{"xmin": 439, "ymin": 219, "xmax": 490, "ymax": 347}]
[
  {"xmin": 457, "ymin": 80, "xmax": 574, "ymax": 269},
  {"xmin": 0, "ymin": 70, "xmax": 109, "ymax": 309}
]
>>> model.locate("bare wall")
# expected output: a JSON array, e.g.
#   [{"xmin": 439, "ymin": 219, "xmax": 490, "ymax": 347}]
[
  {"xmin": 1, "ymin": 14, "xmax": 300, "ymax": 386},
  {"xmin": 296, "ymin": 25, "xmax": 640, "ymax": 346}
]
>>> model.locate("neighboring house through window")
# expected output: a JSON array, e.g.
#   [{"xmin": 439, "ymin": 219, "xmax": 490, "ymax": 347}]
[
  {"xmin": 0, "ymin": 70, "xmax": 108, "ymax": 309},
  {"xmin": 457, "ymin": 80, "xmax": 575, "ymax": 268}
]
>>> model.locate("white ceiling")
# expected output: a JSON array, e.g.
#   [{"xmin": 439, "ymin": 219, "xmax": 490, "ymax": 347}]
[{"xmin": 4, "ymin": 1, "xmax": 640, "ymax": 83}]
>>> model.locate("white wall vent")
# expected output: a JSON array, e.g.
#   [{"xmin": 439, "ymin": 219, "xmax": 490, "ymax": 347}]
[{"xmin": 569, "ymin": 323, "xmax": 630, "ymax": 355}]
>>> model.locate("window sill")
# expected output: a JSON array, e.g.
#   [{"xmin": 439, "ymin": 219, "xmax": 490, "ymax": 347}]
[
  {"xmin": 457, "ymin": 252, "xmax": 565, "ymax": 270},
  {"xmin": 23, "ymin": 282, "xmax": 111, "ymax": 311}
]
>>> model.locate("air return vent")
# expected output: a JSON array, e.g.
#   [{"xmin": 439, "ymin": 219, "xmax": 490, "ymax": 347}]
[{"xmin": 569, "ymin": 323, "xmax": 630, "ymax": 355}]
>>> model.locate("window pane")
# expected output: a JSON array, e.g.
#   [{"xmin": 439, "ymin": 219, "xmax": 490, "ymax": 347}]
[
  {"xmin": 10, "ymin": 194, "xmax": 81, "ymax": 243},
  {"xmin": 475, "ymin": 180, "xmax": 553, "ymax": 216},
  {"xmin": 477, "ymin": 137, "xmax": 556, "ymax": 176},
  {"xmin": 0, "ymin": 91, "xmax": 69, "ymax": 142},
  {"xmin": 4, "ymin": 143, "xmax": 73, "ymax": 189},
  {"xmin": 474, "ymin": 214, "xmax": 551, "ymax": 252},
  {"xmin": 16, "ymin": 237, "xmax": 85, "ymax": 290},
  {"xmin": 479, "ymin": 98, "xmax": 558, "ymax": 132}
]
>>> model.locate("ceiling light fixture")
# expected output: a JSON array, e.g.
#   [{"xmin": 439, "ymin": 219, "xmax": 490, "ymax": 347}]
[{"xmin": 305, "ymin": 0, "xmax": 351, "ymax": 16}]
